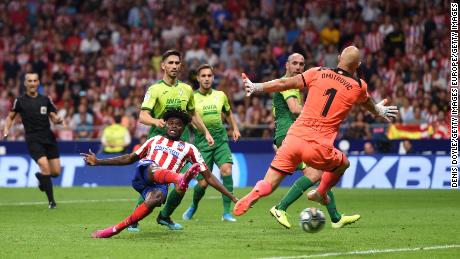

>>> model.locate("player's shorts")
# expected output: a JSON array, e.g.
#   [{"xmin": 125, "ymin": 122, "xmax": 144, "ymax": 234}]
[
  {"xmin": 270, "ymin": 134, "xmax": 344, "ymax": 175},
  {"xmin": 196, "ymin": 142, "xmax": 233, "ymax": 181},
  {"xmin": 26, "ymin": 140, "xmax": 60, "ymax": 162},
  {"xmin": 132, "ymin": 160, "xmax": 169, "ymax": 200},
  {"xmin": 274, "ymin": 135, "xmax": 307, "ymax": 171}
]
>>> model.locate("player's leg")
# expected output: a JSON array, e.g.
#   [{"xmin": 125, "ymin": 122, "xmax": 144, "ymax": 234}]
[
  {"xmin": 234, "ymin": 135, "xmax": 302, "ymax": 216},
  {"xmin": 214, "ymin": 143, "xmax": 235, "ymax": 221},
  {"xmin": 183, "ymin": 149, "xmax": 214, "ymax": 220},
  {"xmin": 92, "ymin": 187, "xmax": 165, "ymax": 238},
  {"xmin": 35, "ymin": 156, "xmax": 57, "ymax": 208}
]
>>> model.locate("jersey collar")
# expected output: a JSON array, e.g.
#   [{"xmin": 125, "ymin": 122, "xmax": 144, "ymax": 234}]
[
  {"xmin": 333, "ymin": 67, "xmax": 362, "ymax": 87},
  {"xmin": 161, "ymin": 79, "xmax": 179, "ymax": 87},
  {"xmin": 198, "ymin": 89, "xmax": 213, "ymax": 96}
]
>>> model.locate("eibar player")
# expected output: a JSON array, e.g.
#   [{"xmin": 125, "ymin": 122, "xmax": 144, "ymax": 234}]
[
  {"xmin": 3, "ymin": 73, "xmax": 65, "ymax": 209},
  {"xmin": 130, "ymin": 50, "xmax": 214, "ymax": 231},
  {"xmin": 182, "ymin": 64, "xmax": 241, "ymax": 222},
  {"xmin": 270, "ymin": 53, "xmax": 360, "ymax": 229},
  {"xmin": 234, "ymin": 46, "xmax": 398, "ymax": 216},
  {"xmin": 83, "ymin": 109, "xmax": 238, "ymax": 238}
]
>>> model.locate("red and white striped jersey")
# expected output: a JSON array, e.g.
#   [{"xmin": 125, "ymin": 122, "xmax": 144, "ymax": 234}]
[{"xmin": 134, "ymin": 135, "xmax": 208, "ymax": 173}]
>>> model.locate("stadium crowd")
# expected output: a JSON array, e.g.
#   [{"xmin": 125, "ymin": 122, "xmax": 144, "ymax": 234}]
[{"xmin": 0, "ymin": 0, "xmax": 451, "ymax": 142}]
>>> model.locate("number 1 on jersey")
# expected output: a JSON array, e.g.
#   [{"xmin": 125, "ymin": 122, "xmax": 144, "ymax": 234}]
[{"xmin": 321, "ymin": 88, "xmax": 337, "ymax": 117}]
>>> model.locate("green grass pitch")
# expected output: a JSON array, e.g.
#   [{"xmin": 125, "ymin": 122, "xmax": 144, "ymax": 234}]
[{"xmin": 0, "ymin": 187, "xmax": 459, "ymax": 258}]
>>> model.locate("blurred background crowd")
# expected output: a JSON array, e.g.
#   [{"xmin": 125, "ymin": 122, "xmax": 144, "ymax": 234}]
[{"xmin": 0, "ymin": 0, "xmax": 451, "ymax": 144}]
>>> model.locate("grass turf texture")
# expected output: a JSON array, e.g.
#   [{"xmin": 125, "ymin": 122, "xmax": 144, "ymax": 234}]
[{"xmin": 0, "ymin": 187, "xmax": 458, "ymax": 259}]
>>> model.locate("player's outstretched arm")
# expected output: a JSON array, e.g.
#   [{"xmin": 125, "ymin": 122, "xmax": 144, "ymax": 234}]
[
  {"xmin": 3, "ymin": 111, "xmax": 17, "ymax": 139},
  {"xmin": 362, "ymin": 98, "xmax": 398, "ymax": 122},
  {"xmin": 201, "ymin": 170, "xmax": 238, "ymax": 203},
  {"xmin": 242, "ymin": 73, "xmax": 304, "ymax": 96},
  {"xmin": 81, "ymin": 149, "xmax": 140, "ymax": 166},
  {"xmin": 191, "ymin": 111, "xmax": 215, "ymax": 146}
]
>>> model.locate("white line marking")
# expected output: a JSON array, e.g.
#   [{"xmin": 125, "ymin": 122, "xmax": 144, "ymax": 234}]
[
  {"xmin": 259, "ymin": 244, "xmax": 460, "ymax": 259},
  {"xmin": 0, "ymin": 196, "xmax": 222, "ymax": 206}
]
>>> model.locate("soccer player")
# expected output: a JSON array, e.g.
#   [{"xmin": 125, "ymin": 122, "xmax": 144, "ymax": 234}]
[
  {"xmin": 270, "ymin": 53, "xmax": 360, "ymax": 229},
  {"xmin": 182, "ymin": 64, "xmax": 241, "ymax": 222},
  {"xmin": 234, "ymin": 46, "xmax": 398, "ymax": 216},
  {"xmin": 82, "ymin": 109, "xmax": 238, "ymax": 238},
  {"xmin": 131, "ymin": 50, "xmax": 215, "ymax": 231},
  {"xmin": 3, "ymin": 73, "xmax": 65, "ymax": 209}
]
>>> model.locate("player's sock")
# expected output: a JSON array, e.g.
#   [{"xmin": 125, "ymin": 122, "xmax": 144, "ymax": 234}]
[
  {"xmin": 317, "ymin": 172, "xmax": 341, "ymax": 197},
  {"xmin": 276, "ymin": 176, "xmax": 313, "ymax": 211},
  {"xmin": 192, "ymin": 184, "xmax": 206, "ymax": 209},
  {"xmin": 325, "ymin": 190, "xmax": 341, "ymax": 223},
  {"xmin": 152, "ymin": 169, "xmax": 180, "ymax": 185},
  {"xmin": 41, "ymin": 175, "xmax": 56, "ymax": 204},
  {"xmin": 160, "ymin": 188, "xmax": 184, "ymax": 218},
  {"xmin": 114, "ymin": 202, "xmax": 152, "ymax": 232},
  {"xmin": 221, "ymin": 175, "xmax": 233, "ymax": 214}
]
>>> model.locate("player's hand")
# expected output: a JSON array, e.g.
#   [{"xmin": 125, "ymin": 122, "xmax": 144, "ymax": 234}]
[
  {"xmin": 231, "ymin": 196, "xmax": 239, "ymax": 203},
  {"xmin": 242, "ymin": 73, "xmax": 262, "ymax": 96},
  {"xmin": 375, "ymin": 99, "xmax": 398, "ymax": 122},
  {"xmin": 206, "ymin": 132, "xmax": 215, "ymax": 146},
  {"xmin": 80, "ymin": 149, "xmax": 98, "ymax": 166},
  {"xmin": 232, "ymin": 129, "xmax": 241, "ymax": 141},
  {"xmin": 152, "ymin": 119, "xmax": 165, "ymax": 128}
]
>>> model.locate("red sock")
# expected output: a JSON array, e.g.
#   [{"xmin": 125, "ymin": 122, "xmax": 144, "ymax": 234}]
[
  {"xmin": 114, "ymin": 202, "xmax": 152, "ymax": 232},
  {"xmin": 317, "ymin": 172, "xmax": 341, "ymax": 196},
  {"xmin": 252, "ymin": 180, "xmax": 273, "ymax": 197},
  {"xmin": 152, "ymin": 169, "xmax": 180, "ymax": 184}
]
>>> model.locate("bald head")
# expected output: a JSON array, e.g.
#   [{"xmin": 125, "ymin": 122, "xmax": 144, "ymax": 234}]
[
  {"xmin": 285, "ymin": 53, "xmax": 305, "ymax": 77},
  {"xmin": 337, "ymin": 46, "xmax": 361, "ymax": 74}
]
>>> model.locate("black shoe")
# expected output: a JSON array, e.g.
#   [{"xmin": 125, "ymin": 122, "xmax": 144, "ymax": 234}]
[
  {"xmin": 156, "ymin": 213, "xmax": 183, "ymax": 230},
  {"xmin": 48, "ymin": 202, "xmax": 57, "ymax": 209},
  {"xmin": 35, "ymin": 173, "xmax": 44, "ymax": 192}
]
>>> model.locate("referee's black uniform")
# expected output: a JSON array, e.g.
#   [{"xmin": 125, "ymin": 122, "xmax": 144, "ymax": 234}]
[
  {"xmin": 12, "ymin": 93, "xmax": 59, "ymax": 207},
  {"xmin": 12, "ymin": 94, "xmax": 60, "ymax": 161}
]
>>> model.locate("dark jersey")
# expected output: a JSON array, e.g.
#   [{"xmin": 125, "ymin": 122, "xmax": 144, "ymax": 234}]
[{"xmin": 12, "ymin": 94, "xmax": 57, "ymax": 142}]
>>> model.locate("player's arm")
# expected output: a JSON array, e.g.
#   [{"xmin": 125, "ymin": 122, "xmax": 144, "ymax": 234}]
[
  {"xmin": 49, "ymin": 112, "xmax": 66, "ymax": 126},
  {"xmin": 286, "ymin": 97, "xmax": 302, "ymax": 115},
  {"xmin": 3, "ymin": 111, "xmax": 17, "ymax": 139},
  {"xmin": 224, "ymin": 111, "xmax": 241, "ymax": 141},
  {"xmin": 362, "ymin": 97, "xmax": 398, "ymax": 123},
  {"xmin": 201, "ymin": 169, "xmax": 238, "ymax": 203},
  {"xmin": 80, "ymin": 149, "xmax": 140, "ymax": 166},
  {"xmin": 243, "ymin": 73, "xmax": 304, "ymax": 96},
  {"xmin": 139, "ymin": 87, "xmax": 165, "ymax": 127},
  {"xmin": 191, "ymin": 111, "xmax": 215, "ymax": 146}
]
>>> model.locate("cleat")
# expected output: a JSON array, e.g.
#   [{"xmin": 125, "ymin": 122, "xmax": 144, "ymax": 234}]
[
  {"xmin": 269, "ymin": 206, "xmax": 291, "ymax": 229},
  {"xmin": 221, "ymin": 213, "xmax": 237, "ymax": 222},
  {"xmin": 307, "ymin": 189, "xmax": 330, "ymax": 205},
  {"xmin": 233, "ymin": 192, "xmax": 259, "ymax": 216},
  {"xmin": 127, "ymin": 224, "xmax": 140, "ymax": 232},
  {"xmin": 157, "ymin": 213, "xmax": 183, "ymax": 230},
  {"xmin": 331, "ymin": 214, "xmax": 361, "ymax": 229},
  {"xmin": 35, "ymin": 173, "xmax": 44, "ymax": 192},
  {"xmin": 182, "ymin": 206, "xmax": 196, "ymax": 220},
  {"xmin": 48, "ymin": 202, "xmax": 57, "ymax": 209},
  {"xmin": 91, "ymin": 226, "xmax": 118, "ymax": 238},
  {"xmin": 178, "ymin": 164, "xmax": 200, "ymax": 190}
]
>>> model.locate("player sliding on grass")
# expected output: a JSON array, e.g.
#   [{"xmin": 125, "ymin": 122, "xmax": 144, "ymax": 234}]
[
  {"xmin": 82, "ymin": 109, "xmax": 237, "ymax": 238},
  {"xmin": 234, "ymin": 46, "xmax": 398, "ymax": 216},
  {"xmin": 270, "ymin": 53, "xmax": 359, "ymax": 229}
]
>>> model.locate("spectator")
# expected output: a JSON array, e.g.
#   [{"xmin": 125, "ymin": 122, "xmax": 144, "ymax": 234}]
[
  {"xmin": 363, "ymin": 142, "xmax": 376, "ymax": 155},
  {"xmin": 268, "ymin": 19, "xmax": 287, "ymax": 44},
  {"xmin": 320, "ymin": 21, "xmax": 340, "ymax": 46},
  {"xmin": 101, "ymin": 115, "xmax": 131, "ymax": 154}
]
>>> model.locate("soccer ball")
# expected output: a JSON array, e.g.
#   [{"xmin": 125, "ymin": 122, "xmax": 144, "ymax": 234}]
[{"xmin": 299, "ymin": 207, "xmax": 326, "ymax": 233}]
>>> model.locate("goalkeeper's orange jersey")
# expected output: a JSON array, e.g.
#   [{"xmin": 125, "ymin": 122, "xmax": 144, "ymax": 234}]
[{"xmin": 287, "ymin": 67, "xmax": 370, "ymax": 147}]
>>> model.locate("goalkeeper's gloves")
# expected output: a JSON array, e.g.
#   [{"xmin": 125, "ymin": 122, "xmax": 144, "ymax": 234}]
[
  {"xmin": 375, "ymin": 99, "xmax": 398, "ymax": 122},
  {"xmin": 242, "ymin": 73, "xmax": 263, "ymax": 96}
]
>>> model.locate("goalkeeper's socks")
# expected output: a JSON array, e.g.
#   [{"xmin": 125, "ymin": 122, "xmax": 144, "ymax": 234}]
[
  {"xmin": 317, "ymin": 172, "xmax": 341, "ymax": 197},
  {"xmin": 114, "ymin": 203, "xmax": 152, "ymax": 232},
  {"xmin": 221, "ymin": 175, "xmax": 233, "ymax": 214},
  {"xmin": 151, "ymin": 169, "xmax": 180, "ymax": 185},
  {"xmin": 277, "ymin": 176, "xmax": 313, "ymax": 211},
  {"xmin": 192, "ymin": 184, "xmax": 206, "ymax": 209}
]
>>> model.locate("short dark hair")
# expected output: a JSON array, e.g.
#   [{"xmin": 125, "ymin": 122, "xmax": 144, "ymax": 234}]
[
  {"xmin": 196, "ymin": 64, "xmax": 213, "ymax": 75},
  {"xmin": 114, "ymin": 115, "xmax": 122, "ymax": 124},
  {"xmin": 162, "ymin": 49, "xmax": 181, "ymax": 61},
  {"xmin": 163, "ymin": 108, "xmax": 191, "ymax": 125}
]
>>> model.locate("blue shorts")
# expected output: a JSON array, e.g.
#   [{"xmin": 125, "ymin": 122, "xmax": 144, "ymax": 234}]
[{"xmin": 132, "ymin": 160, "xmax": 169, "ymax": 199}]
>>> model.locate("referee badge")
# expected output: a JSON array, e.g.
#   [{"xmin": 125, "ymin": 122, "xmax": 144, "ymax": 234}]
[{"xmin": 40, "ymin": 106, "xmax": 47, "ymax": 114}]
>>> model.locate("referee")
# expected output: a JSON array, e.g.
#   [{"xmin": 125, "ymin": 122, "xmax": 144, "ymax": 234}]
[{"xmin": 3, "ymin": 73, "xmax": 65, "ymax": 209}]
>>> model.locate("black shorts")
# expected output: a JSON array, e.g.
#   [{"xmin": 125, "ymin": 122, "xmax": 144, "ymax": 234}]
[{"xmin": 26, "ymin": 141, "xmax": 60, "ymax": 162}]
